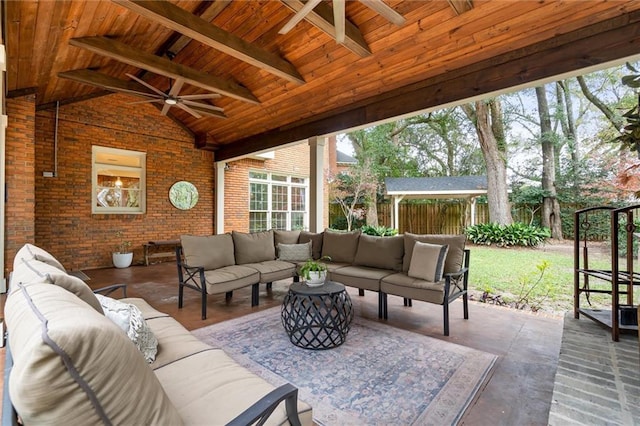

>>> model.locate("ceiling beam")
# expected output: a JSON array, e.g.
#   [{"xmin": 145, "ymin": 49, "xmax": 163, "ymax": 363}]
[
  {"xmin": 213, "ymin": 11, "xmax": 640, "ymax": 161},
  {"xmin": 57, "ymin": 69, "xmax": 160, "ymax": 98},
  {"xmin": 112, "ymin": 0, "xmax": 305, "ymax": 85},
  {"xmin": 280, "ymin": 0, "xmax": 371, "ymax": 57},
  {"xmin": 69, "ymin": 36, "xmax": 259, "ymax": 104},
  {"xmin": 447, "ymin": 0, "xmax": 473, "ymax": 15}
]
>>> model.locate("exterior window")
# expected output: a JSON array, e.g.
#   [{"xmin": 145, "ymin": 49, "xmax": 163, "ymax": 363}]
[
  {"xmin": 249, "ymin": 172, "xmax": 308, "ymax": 232},
  {"xmin": 92, "ymin": 146, "xmax": 146, "ymax": 214}
]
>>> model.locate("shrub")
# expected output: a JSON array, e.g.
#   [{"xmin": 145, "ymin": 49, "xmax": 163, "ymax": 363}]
[
  {"xmin": 360, "ymin": 225, "xmax": 398, "ymax": 236},
  {"xmin": 465, "ymin": 222, "xmax": 550, "ymax": 247}
]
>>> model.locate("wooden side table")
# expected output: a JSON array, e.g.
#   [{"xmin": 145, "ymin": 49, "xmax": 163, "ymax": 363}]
[{"xmin": 281, "ymin": 281, "xmax": 353, "ymax": 350}]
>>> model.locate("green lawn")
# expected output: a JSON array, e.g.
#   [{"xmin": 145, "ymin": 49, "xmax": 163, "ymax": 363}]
[{"xmin": 467, "ymin": 244, "xmax": 628, "ymax": 315}]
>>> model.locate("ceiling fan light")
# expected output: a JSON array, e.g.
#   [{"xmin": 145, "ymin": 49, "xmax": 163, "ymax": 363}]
[{"xmin": 165, "ymin": 98, "xmax": 178, "ymax": 105}]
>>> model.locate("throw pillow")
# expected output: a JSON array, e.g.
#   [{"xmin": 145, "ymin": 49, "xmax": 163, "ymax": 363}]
[
  {"xmin": 95, "ymin": 294, "xmax": 158, "ymax": 363},
  {"xmin": 407, "ymin": 241, "xmax": 449, "ymax": 282},
  {"xmin": 232, "ymin": 230, "xmax": 276, "ymax": 264},
  {"xmin": 277, "ymin": 242, "xmax": 312, "ymax": 262}
]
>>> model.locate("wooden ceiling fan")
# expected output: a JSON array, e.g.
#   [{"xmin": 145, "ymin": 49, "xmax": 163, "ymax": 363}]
[
  {"xmin": 125, "ymin": 73, "xmax": 223, "ymax": 119},
  {"xmin": 279, "ymin": 0, "xmax": 406, "ymax": 43}
]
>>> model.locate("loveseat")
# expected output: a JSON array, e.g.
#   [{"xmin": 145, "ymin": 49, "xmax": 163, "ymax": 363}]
[
  {"xmin": 178, "ymin": 229, "xmax": 470, "ymax": 336},
  {"xmin": 3, "ymin": 243, "xmax": 312, "ymax": 425}
]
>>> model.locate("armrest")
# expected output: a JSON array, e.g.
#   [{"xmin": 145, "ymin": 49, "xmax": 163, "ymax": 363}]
[
  {"xmin": 93, "ymin": 283, "xmax": 127, "ymax": 298},
  {"xmin": 226, "ymin": 383, "xmax": 302, "ymax": 426}
]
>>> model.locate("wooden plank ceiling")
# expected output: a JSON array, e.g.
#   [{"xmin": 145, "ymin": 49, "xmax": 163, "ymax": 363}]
[{"xmin": 4, "ymin": 0, "xmax": 640, "ymax": 161}]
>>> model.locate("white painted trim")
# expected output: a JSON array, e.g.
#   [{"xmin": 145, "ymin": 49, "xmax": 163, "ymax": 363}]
[
  {"xmin": 308, "ymin": 136, "xmax": 326, "ymax": 232},
  {"xmin": 215, "ymin": 162, "xmax": 225, "ymax": 234}
]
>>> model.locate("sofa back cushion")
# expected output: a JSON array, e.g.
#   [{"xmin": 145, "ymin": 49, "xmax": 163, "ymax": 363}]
[
  {"xmin": 10, "ymin": 257, "xmax": 103, "ymax": 314},
  {"xmin": 299, "ymin": 231, "xmax": 323, "ymax": 260},
  {"xmin": 14, "ymin": 243, "xmax": 67, "ymax": 273},
  {"xmin": 5, "ymin": 283, "xmax": 183, "ymax": 425},
  {"xmin": 232, "ymin": 230, "xmax": 276, "ymax": 264},
  {"xmin": 353, "ymin": 234, "xmax": 404, "ymax": 271},
  {"xmin": 403, "ymin": 233, "xmax": 466, "ymax": 274},
  {"xmin": 322, "ymin": 229, "xmax": 361, "ymax": 263},
  {"xmin": 181, "ymin": 234, "xmax": 235, "ymax": 270}
]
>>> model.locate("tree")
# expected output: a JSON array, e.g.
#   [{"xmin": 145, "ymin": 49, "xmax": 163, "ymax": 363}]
[
  {"xmin": 328, "ymin": 170, "xmax": 376, "ymax": 231},
  {"xmin": 461, "ymin": 100, "xmax": 513, "ymax": 225},
  {"xmin": 535, "ymin": 85, "xmax": 563, "ymax": 239}
]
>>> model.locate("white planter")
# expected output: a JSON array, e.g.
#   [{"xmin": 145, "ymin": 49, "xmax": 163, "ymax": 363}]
[
  {"xmin": 305, "ymin": 270, "xmax": 327, "ymax": 287},
  {"xmin": 112, "ymin": 252, "xmax": 133, "ymax": 268}
]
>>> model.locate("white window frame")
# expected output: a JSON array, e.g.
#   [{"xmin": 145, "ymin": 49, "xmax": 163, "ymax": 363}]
[
  {"xmin": 92, "ymin": 146, "xmax": 146, "ymax": 214},
  {"xmin": 249, "ymin": 171, "xmax": 308, "ymax": 232}
]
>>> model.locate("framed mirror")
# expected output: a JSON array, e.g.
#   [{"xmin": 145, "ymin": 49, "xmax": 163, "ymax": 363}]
[{"xmin": 169, "ymin": 181, "xmax": 199, "ymax": 210}]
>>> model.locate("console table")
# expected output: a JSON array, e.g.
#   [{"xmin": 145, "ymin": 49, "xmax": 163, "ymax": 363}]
[
  {"xmin": 281, "ymin": 281, "xmax": 353, "ymax": 350},
  {"xmin": 143, "ymin": 240, "xmax": 181, "ymax": 266}
]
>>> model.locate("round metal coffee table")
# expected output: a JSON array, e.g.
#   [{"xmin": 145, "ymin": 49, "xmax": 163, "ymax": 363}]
[{"xmin": 281, "ymin": 281, "xmax": 354, "ymax": 350}]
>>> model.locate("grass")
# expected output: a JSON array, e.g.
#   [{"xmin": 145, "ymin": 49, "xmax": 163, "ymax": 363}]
[{"xmin": 467, "ymin": 244, "xmax": 635, "ymax": 316}]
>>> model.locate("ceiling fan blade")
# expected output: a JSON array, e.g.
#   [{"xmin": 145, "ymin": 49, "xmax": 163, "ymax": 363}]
[
  {"xmin": 181, "ymin": 100, "xmax": 224, "ymax": 112},
  {"xmin": 279, "ymin": 0, "xmax": 322, "ymax": 34},
  {"xmin": 178, "ymin": 93, "xmax": 221, "ymax": 100},
  {"xmin": 333, "ymin": 0, "xmax": 346, "ymax": 43},
  {"xmin": 126, "ymin": 73, "xmax": 167, "ymax": 97},
  {"xmin": 168, "ymin": 78, "xmax": 185, "ymax": 97},
  {"xmin": 176, "ymin": 103, "xmax": 203, "ymax": 119},
  {"xmin": 359, "ymin": 0, "xmax": 406, "ymax": 26},
  {"xmin": 185, "ymin": 105, "xmax": 227, "ymax": 119},
  {"xmin": 129, "ymin": 98, "xmax": 165, "ymax": 105},
  {"xmin": 161, "ymin": 102, "xmax": 173, "ymax": 116}
]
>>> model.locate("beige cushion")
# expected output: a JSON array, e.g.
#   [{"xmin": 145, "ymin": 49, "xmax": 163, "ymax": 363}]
[
  {"xmin": 46, "ymin": 272, "xmax": 104, "ymax": 314},
  {"xmin": 403, "ymin": 233, "xmax": 466, "ymax": 274},
  {"xmin": 5, "ymin": 283, "xmax": 183, "ymax": 425},
  {"xmin": 278, "ymin": 242, "xmax": 312, "ymax": 262},
  {"xmin": 14, "ymin": 243, "xmax": 66, "ymax": 273},
  {"xmin": 232, "ymin": 230, "xmax": 276, "ymax": 264},
  {"xmin": 274, "ymin": 229, "xmax": 301, "ymax": 246},
  {"xmin": 181, "ymin": 234, "xmax": 235, "ymax": 270},
  {"xmin": 407, "ymin": 242, "xmax": 449, "ymax": 282},
  {"xmin": 321, "ymin": 229, "xmax": 361, "ymax": 263},
  {"xmin": 353, "ymin": 234, "xmax": 404, "ymax": 271},
  {"xmin": 202, "ymin": 265, "xmax": 260, "ymax": 294},
  {"xmin": 299, "ymin": 231, "xmax": 323, "ymax": 259}
]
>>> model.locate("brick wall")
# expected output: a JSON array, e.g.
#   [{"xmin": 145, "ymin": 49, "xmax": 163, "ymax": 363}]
[
  {"xmin": 223, "ymin": 142, "xmax": 330, "ymax": 232},
  {"xmin": 29, "ymin": 93, "xmax": 214, "ymax": 270},
  {"xmin": 5, "ymin": 95, "xmax": 36, "ymax": 277}
]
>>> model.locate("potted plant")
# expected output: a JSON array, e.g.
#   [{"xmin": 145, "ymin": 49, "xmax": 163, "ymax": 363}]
[
  {"xmin": 299, "ymin": 256, "xmax": 331, "ymax": 287},
  {"xmin": 112, "ymin": 230, "xmax": 133, "ymax": 268}
]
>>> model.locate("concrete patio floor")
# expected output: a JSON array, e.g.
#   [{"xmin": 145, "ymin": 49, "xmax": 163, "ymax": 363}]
[{"xmin": 84, "ymin": 262, "xmax": 564, "ymax": 425}]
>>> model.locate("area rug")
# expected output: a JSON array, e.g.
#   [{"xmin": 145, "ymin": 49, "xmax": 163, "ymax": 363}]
[{"xmin": 192, "ymin": 307, "xmax": 497, "ymax": 426}]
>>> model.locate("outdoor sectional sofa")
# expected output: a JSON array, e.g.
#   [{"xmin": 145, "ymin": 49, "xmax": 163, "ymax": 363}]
[
  {"xmin": 3, "ymin": 243, "xmax": 312, "ymax": 425},
  {"xmin": 178, "ymin": 229, "xmax": 470, "ymax": 336}
]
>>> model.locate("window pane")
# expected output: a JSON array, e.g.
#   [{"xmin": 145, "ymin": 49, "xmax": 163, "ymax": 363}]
[
  {"xmin": 250, "ymin": 212, "xmax": 268, "ymax": 232},
  {"xmin": 250, "ymin": 171, "xmax": 267, "ymax": 180},
  {"xmin": 250, "ymin": 183, "xmax": 268, "ymax": 210},
  {"xmin": 291, "ymin": 212, "xmax": 305, "ymax": 230},
  {"xmin": 291, "ymin": 177, "xmax": 305, "ymax": 184},
  {"xmin": 271, "ymin": 212, "xmax": 287, "ymax": 230},
  {"xmin": 271, "ymin": 185, "xmax": 288, "ymax": 211},
  {"xmin": 92, "ymin": 146, "xmax": 145, "ymax": 214},
  {"xmin": 271, "ymin": 174, "xmax": 287, "ymax": 182},
  {"xmin": 291, "ymin": 187, "xmax": 305, "ymax": 211}
]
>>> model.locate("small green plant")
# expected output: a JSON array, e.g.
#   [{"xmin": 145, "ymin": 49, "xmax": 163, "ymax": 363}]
[
  {"xmin": 114, "ymin": 230, "xmax": 132, "ymax": 254},
  {"xmin": 360, "ymin": 225, "xmax": 398, "ymax": 236},
  {"xmin": 512, "ymin": 260, "xmax": 554, "ymax": 311},
  {"xmin": 299, "ymin": 256, "xmax": 331, "ymax": 280},
  {"xmin": 465, "ymin": 222, "xmax": 550, "ymax": 247}
]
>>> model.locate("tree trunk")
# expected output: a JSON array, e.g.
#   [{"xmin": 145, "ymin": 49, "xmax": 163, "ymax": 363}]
[
  {"xmin": 535, "ymin": 86, "xmax": 564, "ymax": 240},
  {"xmin": 462, "ymin": 101, "xmax": 513, "ymax": 225}
]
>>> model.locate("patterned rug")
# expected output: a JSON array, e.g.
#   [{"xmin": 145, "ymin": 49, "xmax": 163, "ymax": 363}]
[{"xmin": 192, "ymin": 306, "xmax": 497, "ymax": 426}]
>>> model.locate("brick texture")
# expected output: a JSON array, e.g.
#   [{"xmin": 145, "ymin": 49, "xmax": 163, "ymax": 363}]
[{"xmin": 28, "ymin": 94, "xmax": 214, "ymax": 270}]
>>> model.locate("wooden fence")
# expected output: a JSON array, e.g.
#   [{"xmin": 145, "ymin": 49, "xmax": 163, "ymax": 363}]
[{"xmin": 330, "ymin": 201, "xmax": 546, "ymax": 235}]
